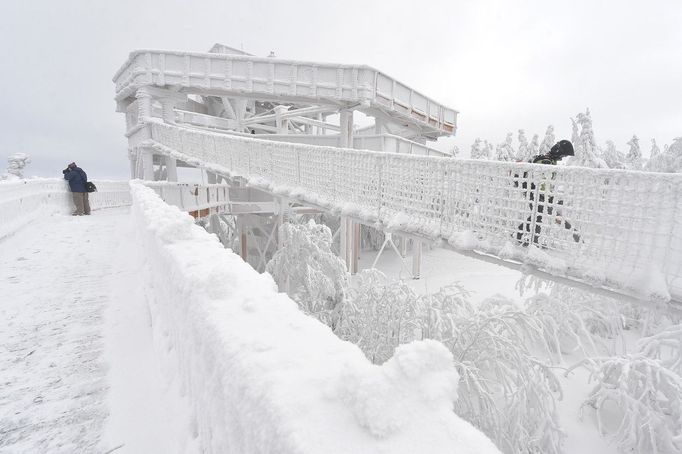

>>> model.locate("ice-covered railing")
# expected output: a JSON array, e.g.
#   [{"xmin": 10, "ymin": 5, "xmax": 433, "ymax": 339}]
[
  {"xmin": 142, "ymin": 121, "xmax": 682, "ymax": 302},
  {"xmin": 129, "ymin": 181, "xmax": 499, "ymax": 454},
  {"xmin": 142, "ymin": 181, "xmax": 230, "ymax": 213},
  {"xmin": 113, "ymin": 49, "xmax": 458, "ymax": 137},
  {"xmin": 0, "ymin": 179, "xmax": 131, "ymax": 239}
]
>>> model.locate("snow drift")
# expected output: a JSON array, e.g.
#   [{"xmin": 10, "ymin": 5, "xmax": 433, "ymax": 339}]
[{"xmin": 129, "ymin": 181, "xmax": 500, "ymax": 454}]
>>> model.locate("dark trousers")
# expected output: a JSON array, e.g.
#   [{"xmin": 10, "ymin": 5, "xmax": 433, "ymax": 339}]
[{"xmin": 516, "ymin": 197, "xmax": 577, "ymax": 244}]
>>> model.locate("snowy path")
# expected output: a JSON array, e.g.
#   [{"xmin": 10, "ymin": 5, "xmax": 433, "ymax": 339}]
[{"xmin": 0, "ymin": 209, "xmax": 189, "ymax": 453}]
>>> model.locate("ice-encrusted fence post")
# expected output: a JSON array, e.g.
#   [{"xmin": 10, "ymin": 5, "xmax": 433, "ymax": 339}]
[{"xmin": 664, "ymin": 179, "xmax": 682, "ymax": 301}]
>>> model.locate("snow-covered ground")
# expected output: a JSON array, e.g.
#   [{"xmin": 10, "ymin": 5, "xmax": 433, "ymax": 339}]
[
  {"xmin": 0, "ymin": 208, "xmax": 190, "ymax": 453},
  {"xmin": 359, "ymin": 245, "xmax": 522, "ymax": 302}
]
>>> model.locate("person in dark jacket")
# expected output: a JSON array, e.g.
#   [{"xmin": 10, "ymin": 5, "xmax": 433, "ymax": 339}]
[
  {"xmin": 62, "ymin": 162, "xmax": 91, "ymax": 215},
  {"xmin": 516, "ymin": 140, "xmax": 580, "ymax": 244}
]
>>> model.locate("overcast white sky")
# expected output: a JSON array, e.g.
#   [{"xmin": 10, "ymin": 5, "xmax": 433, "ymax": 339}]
[{"xmin": 1, "ymin": 0, "xmax": 680, "ymax": 178}]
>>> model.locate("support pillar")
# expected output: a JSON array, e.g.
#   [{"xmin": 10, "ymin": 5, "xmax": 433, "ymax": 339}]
[
  {"xmin": 412, "ymin": 240, "xmax": 422, "ymax": 280},
  {"xmin": 339, "ymin": 109, "xmax": 353, "ymax": 148},
  {"xmin": 237, "ymin": 219, "xmax": 248, "ymax": 262},
  {"xmin": 399, "ymin": 235, "xmax": 408, "ymax": 258},
  {"xmin": 135, "ymin": 89, "xmax": 153, "ymax": 120},
  {"xmin": 129, "ymin": 153, "xmax": 138, "ymax": 179},
  {"xmin": 340, "ymin": 217, "xmax": 351, "ymax": 272},
  {"xmin": 274, "ymin": 105, "xmax": 290, "ymax": 134},
  {"xmin": 317, "ymin": 113, "xmax": 325, "ymax": 135},
  {"xmin": 340, "ymin": 217, "xmax": 360, "ymax": 274},
  {"xmin": 141, "ymin": 150, "xmax": 155, "ymax": 181},
  {"xmin": 276, "ymin": 198, "xmax": 286, "ymax": 249},
  {"xmin": 165, "ymin": 156, "xmax": 178, "ymax": 182},
  {"xmin": 352, "ymin": 221, "xmax": 361, "ymax": 275}
]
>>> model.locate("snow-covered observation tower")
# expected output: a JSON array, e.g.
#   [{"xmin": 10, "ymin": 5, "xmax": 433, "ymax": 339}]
[
  {"xmin": 113, "ymin": 43, "xmax": 458, "ymax": 275},
  {"xmin": 115, "ymin": 43, "xmax": 457, "ymax": 166}
]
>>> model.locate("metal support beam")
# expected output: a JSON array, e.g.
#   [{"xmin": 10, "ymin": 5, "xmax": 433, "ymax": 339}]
[
  {"xmin": 412, "ymin": 240, "xmax": 422, "ymax": 279},
  {"xmin": 340, "ymin": 216, "xmax": 353, "ymax": 272}
]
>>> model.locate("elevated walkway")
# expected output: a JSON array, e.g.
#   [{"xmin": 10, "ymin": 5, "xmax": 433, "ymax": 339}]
[{"xmin": 133, "ymin": 120, "xmax": 682, "ymax": 303}]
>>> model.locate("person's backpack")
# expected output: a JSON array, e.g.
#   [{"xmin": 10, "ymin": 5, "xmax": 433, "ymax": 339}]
[{"xmin": 85, "ymin": 181, "xmax": 97, "ymax": 193}]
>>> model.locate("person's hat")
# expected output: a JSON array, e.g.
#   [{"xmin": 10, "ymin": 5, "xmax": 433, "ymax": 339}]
[
  {"xmin": 68, "ymin": 162, "xmax": 77, "ymax": 168},
  {"xmin": 549, "ymin": 140, "xmax": 574, "ymax": 159}
]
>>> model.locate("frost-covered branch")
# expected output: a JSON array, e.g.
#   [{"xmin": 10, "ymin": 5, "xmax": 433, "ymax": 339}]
[
  {"xmin": 570, "ymin": 354, "xmax": 682, "ymax": 454},
  {"xmin": 266, "ymin": 220, "xmax": 349, "ymax": 327}
]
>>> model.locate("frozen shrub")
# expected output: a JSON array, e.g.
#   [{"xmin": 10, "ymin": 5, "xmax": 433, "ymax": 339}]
[
  {"xmin": 266, "ymin": 220, "xmax": 349, "ymax": 326},
  {"xmin": 337, "ymin": 272, "xmax": 564, "ymax": 454},
  {"xmin": 571, "ymin": 354, "xmax": 682, "ymax": 454},
  {"xmin": 439, "ymin": 303, "xmax": 564, "ymax": 454},
  {"xmin": 524, "ymin": 290, "xmax": 625, "ymax": 362},
  {"xmin": 336, "ymin": 270, "xmax": 421, "ymax": 363},
  {"xmin": 638, "ymin": 324, "xmax": 682, "ymax": 375}
]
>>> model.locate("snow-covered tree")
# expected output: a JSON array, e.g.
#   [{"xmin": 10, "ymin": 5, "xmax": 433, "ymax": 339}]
[
  {"xmin": 668, "ymin": 137, "xmax": 682, "ymax": 172},
  {"xmin": 445, "ymin": 299, "xmax": 564, "ymax": 454},
  {"xmin": 495, "ymin": 133, "xmax": 516, "ymax": 161},
  {"xmin": 336, "ymin": 271, "xmax": 565, "ymax": 454},
  {"xmin": 528, "ymin": 134, "xmax": 540, "ymax": 159},
  {"xmin": 626, "ymin": 134, "xmax": 643, "ymax": 170},
  {"xmin": 335, "ymin": 270, "xmax": 422, "ymax": 363},
  {"xmin": 266, "ymin": 220, "xmax": 349, "ymax": 326},
  {"xmin": 470, "ymin": 138, "xmax": 489, "ymax": 160},
  {"xmin": 570, "ymin": 353, "xmax": 682, "ymax": 454},
  {"xmin": 1, "ymin": 153, "xmax": 31, "ymax": 180},
  {"xmin": 451, "ymin": 144, "xmax": 460, "ymax": 158},
  {"xmin": 571, "ymin": 109, "xmax": 607, "ymax": 168},
  {"xmin": 483, "ymin": 139, "xmax": 494, "ymax": 159},
  {"xmin": 602, "ymin": 140, "xmax": 626, "ymax": 169},
  {"xmin": 524, "ymin": 287, "xmax": 626, "ymax": 362},
  {"xmin": 516, "ymin": 129, "xmax": 530, "ymax": 161},
  {"xmin": 638, "ymin": 324, "xmax": 682, "ymax": 375},
  {"xmin": 647, "ymin": 137, "xmax": 682, "ymax": 173},
  {"xmin": 571, "ymin": 118, "xmax": 580, "ymax": 149},
  {"xmin": 650, "ymin": 138, "xmax": 661, "ymax": 160},
  {"xmin": 539, "ymin": 125, "xmax": 556, "ymax": 155}
]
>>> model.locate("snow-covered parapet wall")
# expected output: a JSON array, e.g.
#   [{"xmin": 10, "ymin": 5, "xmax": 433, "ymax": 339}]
[
  {"xmin": 0, "ymin": 179, "xmax": 131, "ymax": 239},
  {"xmin": 129, "ymin": 181, "xmax": 499, "ymax": 454}
]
